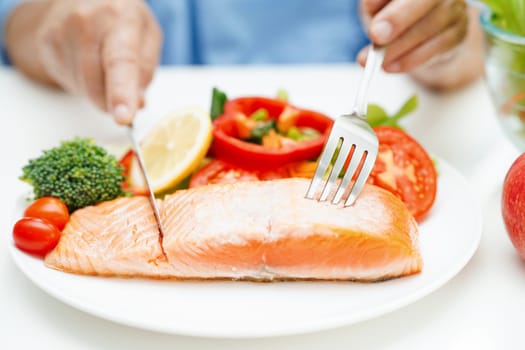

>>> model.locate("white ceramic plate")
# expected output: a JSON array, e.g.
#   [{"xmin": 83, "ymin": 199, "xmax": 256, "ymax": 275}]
[{"xmin": 7, "ymin": 158, "xmax": 482, "ymax": 338}]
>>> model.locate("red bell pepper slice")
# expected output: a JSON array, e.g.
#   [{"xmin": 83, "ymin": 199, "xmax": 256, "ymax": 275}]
[{"xmin": 211, "ymin": 97, "xmax": 333, "ymax": 170}]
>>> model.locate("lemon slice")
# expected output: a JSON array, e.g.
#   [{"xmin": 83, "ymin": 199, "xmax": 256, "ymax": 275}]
[{"xmin": 129, "ymin": 107, "xmax": 213, "ymax": 193}]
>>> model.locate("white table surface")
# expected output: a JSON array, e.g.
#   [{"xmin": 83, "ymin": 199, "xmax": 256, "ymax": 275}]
[{"xmin": 1, "ymin": 65, "xmax": 523, "ymax": 349}]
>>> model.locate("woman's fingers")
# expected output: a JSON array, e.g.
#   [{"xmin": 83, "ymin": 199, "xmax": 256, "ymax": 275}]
[
  {"xmin": 68, "ymin": 16, "xmax": 106, "ymax": 110},
  {"xmin": 139, "ymin": 7, "xmax": 163, "ymax": 91},
  {"xmin": 134, "ymin": 8, "xmax": 163, "ymax": 109},
  {"xmin": 382, "ymin": 0, "xmax": 467, "ymax": 69},
  {"xmin": 74, "ymin": 47, "xmax": 106, "ymax": 111},
  {"xmin": 32, "ymin": 0, "xmax": 160, "ymax": 124},
  {"xmin": 362, "ymin": 0, "xmax": 390, "ymax": 17},
  {"xmin": 358, "ymin": 0, "xmax": 469, "ymax": 73},
  {"xmin": 385, "ymin": 14, "xmax": 468, "ymax": 72},
  {"xmin": 356, "ymin": 46, "xmax": 368, "ymax": 67},
  {"xmin": 102, "ymin": 18, "xmax": 142, "ymax": 125},
  {"xmin": 37, "ymin": 14, "xmax": 78, "ymax": 93},
  {"xmin": 369, "ymin": 0, "xmax": 440, "ymax": 45}
]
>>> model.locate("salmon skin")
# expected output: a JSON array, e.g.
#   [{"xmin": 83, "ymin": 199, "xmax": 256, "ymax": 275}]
[{"xmin": 45, "ymin": 178, "xmax": 422, "ymax": 281}]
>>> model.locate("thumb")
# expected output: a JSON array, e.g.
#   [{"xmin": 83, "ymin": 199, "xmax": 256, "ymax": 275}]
[{"xmin": 102, "ymin": 25, "xmax": 141, "ymax": 125}]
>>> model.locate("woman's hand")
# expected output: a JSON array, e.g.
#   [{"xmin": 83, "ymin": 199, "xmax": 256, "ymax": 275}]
[
  {"xmin": 6, "ymin": 0, "xmax": 162, "ymax": 125},
  {"xmin": 358, "ymin": 0, "xmax": 468, "ymax": 73}
]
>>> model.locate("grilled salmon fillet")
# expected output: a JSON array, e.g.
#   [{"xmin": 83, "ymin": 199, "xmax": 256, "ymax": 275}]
[
  {"xmin": 44, "ymin": 196, "xmax": 170, "ymax": 277},
  {"xmin": 45, "ymin": 179, "xmax": 422, "ymax": 281}
]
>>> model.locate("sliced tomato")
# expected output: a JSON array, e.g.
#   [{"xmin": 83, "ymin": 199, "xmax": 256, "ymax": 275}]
[
  {"xmin": 212, "ymin": 97, "xmax": 333, "ymax": 170},
  {"xmin": 189, "ymin": 159, "xmax": 290, "ymax": 188},
  {"xmin": 367, "ymin": 126, "xmax": 437, "ymax": 221},
  {"xmin": 119, "ymin": 149, "xmax": 148, "ymax": 196},
  {"xmin": 119, "ymin": 149, "xmax": 134, "ymax": 177}
]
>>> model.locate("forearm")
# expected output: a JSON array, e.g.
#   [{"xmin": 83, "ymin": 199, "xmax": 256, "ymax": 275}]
[
  {"xmin": 5, "ymin": 1, "xmax": 56, "ymax": 86},
  {"xmin": 409, "ymin": 6, "xmax": 484, "ymax": 91}
]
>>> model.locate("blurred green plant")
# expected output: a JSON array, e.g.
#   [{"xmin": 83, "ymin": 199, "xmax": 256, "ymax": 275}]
[
  {"xmin": 481, "ymin": 0, "xmax": 525, "ymax": 36},
  {"xmin": 481, "ymin": 0, "xmax": 525, "ymax": 118}
]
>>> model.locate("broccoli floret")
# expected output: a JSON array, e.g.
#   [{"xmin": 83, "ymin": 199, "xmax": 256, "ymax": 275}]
[{"xmin": 20, "ymin": 138, "xmax": 126, "ymax": 212}]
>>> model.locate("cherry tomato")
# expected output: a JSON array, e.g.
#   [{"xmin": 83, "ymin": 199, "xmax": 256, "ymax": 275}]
[
  {"xmin": 13, "ymin": 217, "xmax": 61, "ymax": 257},
  {"xmin": 189, "ymin": 159, "xmax": 290, "ymax": 188},
  {"xmin": 24, "ymin": 197, "xmax": 69, "ymax": 230},
  {"xmin": 367, "ymin": 126, "xmax": 437, "ymax": 221}
]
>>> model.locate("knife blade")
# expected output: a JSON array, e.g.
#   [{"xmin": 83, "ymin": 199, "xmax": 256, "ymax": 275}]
[{"xmin": 127, "ymin": 125, "xmax": 167, "ymax": 241}]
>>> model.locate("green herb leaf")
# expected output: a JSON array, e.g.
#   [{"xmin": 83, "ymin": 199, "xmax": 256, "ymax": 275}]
[
  {"xmin": 393, "ymin": 94, "xmax": 418, "ymax": 119},
  {"xmin": 298, "ymin": 127, "xmax": 321, "ymax": 140},
  {"xmin": 286, "ymin": 126, "xmax": 320, "ymax": 141},
  {"xmin": 210, "ymin": 87, "xmax": 228, "ymax": 121},
  {"xmin": 286, "ymin": 126, "xmax": 302, "ymax": 141},
  {"xmin": 366, "ymin": 94, "xmax": 418, "ymax": 128},
  {"xmin": 367, "ymin": 104, "xmax": 389, "ymax": 127},
  {"xmin": 250, "ymin": 108, "xmax": 269, "ymax": 121},
  {"xmin": 247, "ymin": 120, "xmax": 277, "ymax": 144},
  {"xmin": 276, "ymin": 88, "xmax": 289, "ymax": 102}
]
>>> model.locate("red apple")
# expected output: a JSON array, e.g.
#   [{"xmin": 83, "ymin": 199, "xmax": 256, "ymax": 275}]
[{"xmin": 502, "ymin": 153, "xmax": 525, "ymax": 259}]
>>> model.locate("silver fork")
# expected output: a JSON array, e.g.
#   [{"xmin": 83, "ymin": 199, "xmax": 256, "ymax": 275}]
[{"xmin": 305, "ymin": 46, "xmax": 385, "ymax": 206}]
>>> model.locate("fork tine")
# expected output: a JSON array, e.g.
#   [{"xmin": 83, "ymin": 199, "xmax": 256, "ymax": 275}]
[
  {"xmin": 305, "ymin": 136, "xmax": 342, "ymax": 199},
  {"xmin": 344, "ymin": 149, "xmax": 377, "ymax": 206},
  {"xmin": 332, "ymin": 146, "xmax": 365, "ymax": 204},
  {"xmin": 319, "ymin": 140, "xmax": 353, "ymax": 202},
  {"xmin": 307, "ymin": 47, "xmax": 383, "ymax": 205}
]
